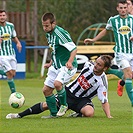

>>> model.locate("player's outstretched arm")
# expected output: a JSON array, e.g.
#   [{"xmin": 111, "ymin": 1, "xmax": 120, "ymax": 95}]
[
  {"xmin": 102, "ymin": 102, "xmax": 113, "ymax": 118},
  {"xmin": 84, "ymin": 29, "xmax": 108, "ymax": 45}
]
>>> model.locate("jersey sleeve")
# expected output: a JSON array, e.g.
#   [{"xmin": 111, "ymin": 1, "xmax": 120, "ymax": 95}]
[
  {"xmin": 12, "ymin": 29, "xmax": 17, "ymax": 38},
  {"xmin": 97, "ymin": 83, "xmax": 108, "ymax": 103},
  {"xmin": 106, "ymin": 17, "xmax": 113, "ymax": 31},
  {"xmin": 11, "ymin": 24, "xmax": 17, "ymax": 38},
  {"xmin": 56, "ymin": 28, "xmax": 76, "ymax": 52}
]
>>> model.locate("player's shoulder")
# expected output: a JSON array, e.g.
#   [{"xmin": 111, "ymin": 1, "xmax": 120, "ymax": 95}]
[
  {"xmin": 55, "ymin": 25, "xmax": 69, "ymax": 34},
  {"xmin": 6, "ymin": 21, "xmax": 14, "ymax": 27},
  {"xmin": 109, "ymin": 15, "xmax": 119, "ymax": 20},
  {"xmin": 128, "ymin": 14, "xmax": 133, "ymax": 18}
]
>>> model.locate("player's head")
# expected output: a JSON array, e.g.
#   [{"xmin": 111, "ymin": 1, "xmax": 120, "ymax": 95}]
[
  {"xmin": 0, "ymin": 9, "xmax": 7, "ymax": 24},
  {"xmin": 93, "ymin": 55, "xmax": 112, "ymax": 76},
  {"xmin": 117, "ymin": 0, "xmax": 128, "ymax": 17},
  {"xmin": 127, "ymin": 0, "xmax": 133, "ymax": 14},
  {"xmin": 41, "ymin": 12, "xmax": 56, "ymax": 33}
]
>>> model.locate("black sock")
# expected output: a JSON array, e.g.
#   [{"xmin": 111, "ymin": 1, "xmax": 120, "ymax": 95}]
[
  {"xmin": 18, "ymin": 102, "xmax": 44, "ymax": 118},
  {"xmin": 120, "ymin": 80, "xmax": 125, "ymax": 86}
]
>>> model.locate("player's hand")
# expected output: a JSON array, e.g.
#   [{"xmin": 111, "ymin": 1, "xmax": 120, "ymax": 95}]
[
  {"xmin": 66, "ymin": 61, "xmax": 73, "ymax": 69},
  {"xmin": 129, "ymin": 36, "xmax": 133, "ymax": 41},
  {"xmin": 84, "ymin": 38, "xmax": 94, "ymax": 44},
  {"xmin": 17, "ymin": 42, "xmax": 22, "ymax": 53},
  {"xmin": 0, "ymin": 38, "xmax": 3, "ymax": 44},
  {"xmin": 44, "ymin": 63, "xmax": 51, "ymax": 69},
  {"xmin": 107, "ymin": 115, "xmax": 113, "ymax": 118}
]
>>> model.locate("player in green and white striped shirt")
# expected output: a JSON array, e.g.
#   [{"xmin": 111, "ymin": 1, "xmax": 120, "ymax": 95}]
[
  {"xmin": 41, "ymin": 12, "xmax": 77, "ymax": 117},
  {"xmin": 0, "ymin": 9, "xmax": 22, "ymax": 93},
  {"xmin": 84, "ymin": 0, "xmax": 133, "ymax": 106}
]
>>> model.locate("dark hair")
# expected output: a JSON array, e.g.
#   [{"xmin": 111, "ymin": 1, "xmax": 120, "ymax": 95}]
[
  {"xmin": 100, "ymin": 55, "xmax": 113, "ymax": 68},
  {"xmin": 41, "ymin": 12, "xmax": 56, "ymax": 24},
  {"xmin": 0, "ymin": 9, "xmax": 6, "ymax": 13},
  {"xmin": 117, "ymin": 0, "xmax": 127, "ymax": 5}
]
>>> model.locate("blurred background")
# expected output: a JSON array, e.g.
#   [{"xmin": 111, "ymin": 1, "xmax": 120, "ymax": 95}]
[{"xmin": 0, "ymin": 0, "xmax": 117, "ymax": 77}]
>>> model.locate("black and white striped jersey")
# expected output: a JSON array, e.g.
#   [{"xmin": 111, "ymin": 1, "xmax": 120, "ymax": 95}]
[{"xmin": 66, "ymin": 61, "xmax": 108, "ymax": 103}]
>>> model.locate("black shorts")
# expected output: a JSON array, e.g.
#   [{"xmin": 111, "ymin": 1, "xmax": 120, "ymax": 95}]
[
  {"xmin": 55, "ymin": 88, "xmax": 94, "ymax": 113},
  {"xmin": 66, "ymin": 88, "xmax": 94, "ymax": 113}
]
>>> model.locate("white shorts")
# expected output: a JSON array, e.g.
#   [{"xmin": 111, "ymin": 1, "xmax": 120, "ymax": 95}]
[
  {"xmin": 114, "ymin": 53, "xmax": 133, "ymax": 71},
  {"xmin": 0, "ymin": 55, "xmax": 17, "ymax": 72},
  {"xmin": 44, "ymin": 66, "xmax": 77, "ymax": 88}
]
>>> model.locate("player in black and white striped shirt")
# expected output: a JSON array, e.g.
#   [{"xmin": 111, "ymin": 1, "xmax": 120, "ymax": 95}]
[{"xmin": 6, "ymin": 55, "xmax": 113, "ymax": 119}]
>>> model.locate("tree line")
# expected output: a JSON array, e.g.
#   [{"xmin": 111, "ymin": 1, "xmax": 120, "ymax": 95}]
[{"xmin": 0, "ymin": 0, "xmax": 117, "ymax": 43}]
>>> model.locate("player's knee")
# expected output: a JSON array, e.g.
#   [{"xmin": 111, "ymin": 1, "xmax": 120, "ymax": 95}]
[
  {"xmin": 54, "ymin": 80, "xmax": 62, "ymax": 90},
  {"xmin": 83, "ymin": 111, "xmax": 94, "ymax": 117},
  {"xmin": 42, "ymin": 85, "xmax": 53, "ymax": 96},
  {"xmin": 81, "ymin": 105, "xmax": 94, "ymax": 117},
  {"xmin": 42, "ymin": 86, "xmax": 47, "ymax": 95},
  {"xmin": 42, "ymin": 102, "xmax": 49, "ymax": 110},
  {"xmin": 6, "ymin": 70, "xmax": 14, "ymax": 79}
]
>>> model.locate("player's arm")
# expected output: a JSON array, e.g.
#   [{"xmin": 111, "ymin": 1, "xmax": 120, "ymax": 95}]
[
  {"xmin": 84, "ymin": 29, "xmax": 108, "ymax": 44},
  {"xmin": 12, "ymin": 36, "xmax": 22, "ymax": 53},
  {"xmin": 66, "ymin": 48, "xmax": 77, "ymax": 69},
  {"xmin": 102, "ymin": 102, "xmax": 112, "ymax": 118},
  {"xmin": 97, "ymin": 85, "xmax": 113, "ymax": 118},
  {"xmin": 44, "ymin": 59, "xmax": 53, "ymax": 69}
]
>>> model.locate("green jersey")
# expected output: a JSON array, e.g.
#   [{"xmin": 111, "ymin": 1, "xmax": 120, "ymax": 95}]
[
  {"xmin": 0, "ymin": 22, "xmax": 16, "ymax": 56},
  {"xmin": 46, "ymin": 25, "xmax": 77, "ymax": 69},
  {"xmin": 106, "ymin": 14, "xmax": 133, "ymax": 53}
]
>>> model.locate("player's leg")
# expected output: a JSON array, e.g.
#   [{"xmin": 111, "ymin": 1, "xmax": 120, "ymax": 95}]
[
  {"xmin": 43, "ymin": 66, "xmax": 58, "ymax": 117},
  {"xmin": 0, "ymin": 58, "xmax": 6, "ymax": 76},
  {"xmin": 1, "ymin": 56, "xmax": 16, "ymax": 93},
  {"xmin": 106, "ymin": 68, "xmax": 124, "ymax": 79},
  {"xmin": 55, "ymin": 67, "xmax": 77, "ymax": 116},
  {"xmin": 80, "ymin": 105, "xmax": 94, "ymax": 117},
  {"xmin": 115, "ymin": 53, "xmax": 133, "ymax": 104},
  {"xmin": 123, "ymin": 67, "xmax": 133, "ymax": 105},
  {"xmin": 6, "ymin": 70, "xmax": 16, "ymax": 93},
  {"xmin": 0, "ymin": 69, "xmax": 6, "ymax": 76},
  {"xmin": 68, "ymin": 95, "xmax": 94, "ymax": 117},
  {"xmin": 106, "ymin": 65, "xmax": 125, "ymax": 96},
  {"xmin": 6, "ymin": 102, "xmax": 48, "ymax": 119},
  {"xmin": 117, "ymin": 79, "xmax": 125, "ymax": 96}
]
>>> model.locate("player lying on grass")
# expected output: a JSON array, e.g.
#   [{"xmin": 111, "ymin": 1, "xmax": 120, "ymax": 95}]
[{"xmin": 6, "ymin": 55, "xmax": 114, "ymax": 119}]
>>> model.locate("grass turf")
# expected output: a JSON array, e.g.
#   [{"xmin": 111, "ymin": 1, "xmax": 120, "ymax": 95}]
[{"xmin": 0, "ymin": 78, "xmax": 133, "ymax": 133}]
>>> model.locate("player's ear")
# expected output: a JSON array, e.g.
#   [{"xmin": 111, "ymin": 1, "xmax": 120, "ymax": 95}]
[
  {"xmin": 51, "ymin": 21, "xmax": 56, "ymax": 28},
  {"xmin": 104, "ymin": 67, "xmax": 108, "ymax": 72}
]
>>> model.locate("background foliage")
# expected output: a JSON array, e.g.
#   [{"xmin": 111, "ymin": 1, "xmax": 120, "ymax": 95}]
[{"xmin": 0, "ymin": 0, "xmax": 117, "ymax": 43}]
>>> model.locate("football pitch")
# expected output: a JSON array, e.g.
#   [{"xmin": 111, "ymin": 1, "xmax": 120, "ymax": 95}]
[{"xmin": 0, "ymin": 78, "xmax": 133, "ymax": 133}]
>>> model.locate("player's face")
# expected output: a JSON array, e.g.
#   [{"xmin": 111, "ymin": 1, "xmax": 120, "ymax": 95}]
[
  {"xmin": 0, "ymin": 12, "xmax": 7, "ymax": 24},
  {"xmin": 127, "ymin": 0, "xmax": 133, "ymax": 14},
  {"xmin": 42, "ymin": 19, "xmax": 55, "ymax": 33},
  {"xmin": 93, "ymin": 57, "xmax": 105, "ymax": 76},
  {"xmin": 117, "ymin": 3, "xmax": 128, "ymax": 18}
]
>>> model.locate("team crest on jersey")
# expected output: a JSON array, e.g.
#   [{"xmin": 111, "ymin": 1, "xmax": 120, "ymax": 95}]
[
  {"xmin": 118, "ymin": 26, "xmax": 131, "ymax": 35},
  {"xmin": 1, "ymin": 33, "xmax": 11, "ymax": 41}
]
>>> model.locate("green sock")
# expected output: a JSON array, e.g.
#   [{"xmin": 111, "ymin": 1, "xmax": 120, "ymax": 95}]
[
  {"xmin": 106, "ymin": 68, "xmax": 123, "ymax": 79},
  {"xmin": 46, "ymin": 94, "xmax": 58, "ymax": 116},
  {"xmin": 57, "ymin": 87, "xmax": 67, "ymax": 106},
  {"xmin": 7, "ymin": 79, "xmax": 16, "ymax": 93},
  {"xmin": 0, "ymin": 70, "xmax": 6, "ymax": 76},
  {"xmin": 125, "ymin": 79, "xmax": 133, "ymax": 106}
]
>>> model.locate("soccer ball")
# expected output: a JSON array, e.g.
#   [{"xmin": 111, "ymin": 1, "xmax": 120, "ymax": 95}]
[{"xmin": 9, "ymin": 92, "xmax": 25, "ymax": 109}]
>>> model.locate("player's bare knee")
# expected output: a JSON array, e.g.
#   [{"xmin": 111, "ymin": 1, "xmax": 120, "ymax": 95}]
[
  {"xmin": 6, "ymin": 70, "xmax": 14, "ymax": 79},
  {"xmin": 84, "ymin": 112, "xmax": 94, "ymax": 117},
  {"xmin": 42, "ymin": 85, "xmax": 53, "ymax": 96},
  {"xmin": 54, "ymin": 80, "xmax": 62, "ymax": 90},
  {"xmin": 81, "ymin": 105, "xmax": 94, "ymax": 117}
]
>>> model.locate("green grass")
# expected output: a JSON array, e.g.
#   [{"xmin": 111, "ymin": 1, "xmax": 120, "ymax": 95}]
[{"xmin": 0, "ymin": 78, "xmax": 133, "ymax": 133}]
